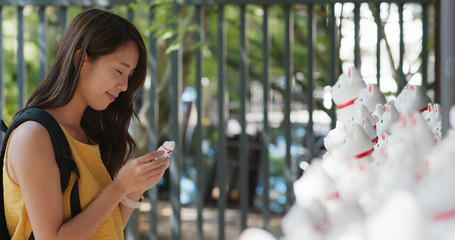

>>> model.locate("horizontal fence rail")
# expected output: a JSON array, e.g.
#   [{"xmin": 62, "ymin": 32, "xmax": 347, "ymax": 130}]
[{"xmin": 0, "ymin": 0, "xmax": 436, "ymax": 240}]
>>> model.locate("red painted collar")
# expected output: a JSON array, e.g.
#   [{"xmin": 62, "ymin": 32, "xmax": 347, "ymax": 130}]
[
  {"xmin": 326, "ymin": 191, "xmax": 340, "ymax": 200},
  {"xmin": 354, "ymin": 148, "xmax": 374, "ymax": 159},
  {"xmin": 337, "ymin": 97, "xmax": 358, "ymax": 109},
  {"xmin": 433, "ymin": 209, "xmax": 455, "ymax": 221}
]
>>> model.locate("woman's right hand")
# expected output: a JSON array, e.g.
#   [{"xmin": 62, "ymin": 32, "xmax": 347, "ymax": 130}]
[{"xmin": 113, "ymin": 150, "xmax": 170, "ymax": 195}]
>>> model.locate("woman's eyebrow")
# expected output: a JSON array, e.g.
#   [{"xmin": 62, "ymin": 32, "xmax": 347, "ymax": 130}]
[{"xmin": 119, "ymin": 62, "xmax": 131, "ymax": 68}]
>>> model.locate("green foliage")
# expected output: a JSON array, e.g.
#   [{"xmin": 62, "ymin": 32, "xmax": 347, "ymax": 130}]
[{"xmin": 1, "ymin": 6, "xmax": 83, "ymax": 123}]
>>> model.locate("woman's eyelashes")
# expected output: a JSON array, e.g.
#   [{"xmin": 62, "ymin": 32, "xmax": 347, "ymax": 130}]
[{"xmin": 115, "ymin": 69, "xmax": 123, "ymax": 76}]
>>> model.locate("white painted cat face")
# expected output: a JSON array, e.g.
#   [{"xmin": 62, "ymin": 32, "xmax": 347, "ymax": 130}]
[
  {"xmin": 422, "ymin": 103, "xmax": 442, "ymax": 130},
  {"xmin": 387, "ymin": 112, "xmax": 434, "ymax": 158},
  {"xmin": 355, "ymin": 84, "xmax": 386, "ymax": 113},
  {"xmin": 378, "ymin": 113, "xmax": 432, "ymax": 190},
  {"xmin": 374, "ymin": 133, "xmax": 388, "ymax": 152},
  {"xmin": 332, "ymin": 67, "xmax": 366, "ymax": 105},
  {"xmin": 350, "ymin": 104, "xmax": 377, "ymax": 127},
  {"xmin": 338, "ymin": 123, "xmax": 374, "ymax": 159},
  {"xmin": 395, "ymin": 84, "xmax": 431, "ymax": 115},
  {"xmin": 376, "ymin": 104, "xmax": 400, "ymax": 137}
]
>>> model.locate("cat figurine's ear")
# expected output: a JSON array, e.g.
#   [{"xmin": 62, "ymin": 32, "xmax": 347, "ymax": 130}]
[
  {"xmin": 434, "ymin": 103, "xmax": 440, "ymax": 113},
  {"xmin": 347, "ymin": 66, "xmax": 362, "ymax": 83}
]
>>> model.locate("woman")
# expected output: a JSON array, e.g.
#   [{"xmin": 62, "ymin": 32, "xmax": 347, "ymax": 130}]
[{"xmin": 3, "ymin": 8, "xmax": 169, "ymax": 239}]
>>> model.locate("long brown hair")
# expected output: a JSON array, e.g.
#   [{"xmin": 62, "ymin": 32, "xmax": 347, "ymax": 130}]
[{"xmin": 21, "ymin": 8, "xmax": 147, "ymax": 177}]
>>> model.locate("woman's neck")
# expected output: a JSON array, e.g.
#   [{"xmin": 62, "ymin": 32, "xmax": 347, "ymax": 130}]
[{"xmin": 45, "ymin": 100, "xmax": 89, "ymax": 144}]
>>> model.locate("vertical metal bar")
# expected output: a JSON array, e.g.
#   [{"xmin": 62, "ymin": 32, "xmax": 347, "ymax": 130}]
[
  {"xmin": 127, "ymin": 7, "xmax": 134, "ymax": 22},
  {"xmin": 398, "ymin": 3, "xmax": 405, "ymax": 91},
  {"xmin": 125, "ymin": 6, "xmax": 138, "ymax": 240},
  {"xmin": 261, "ymin": 5, "xmax": 270, "ymax": 231},
  {"xmin": 440, "ymin": 0, "xmax": 455, "ymax": 136},
  {"xmin": 421, "ymin": 3, "xmax": 428, "ymax": 91},
  {"xmin": 147, "ymin": 7, "xmax": 158, "ymax": 240},
  {"xmin": 125, "ymin": 5, "xmax": 138, "ymax": 240},
  {"xmin": 0, "ymin": 7, "xmax": 3, "ymax": 119},
  {"xmin": 38, "ymin": 6, "xmax": 47, "ymax": 82},
  {"xmin": 125, "ymin": 5, "xmax": 137, "ymax": 239},
  {"xmin": 239, "ymin": 4, "xmax": 248, "ymax": 232},
  {"xmin": 217, "ymin": 5, "xmax": 226, "ymax": 240},
  {"xmin": 127, "ymin": 4, "xmax": 140, "ymax": 117},
  {"xmin": 59, "ymin": 7, "xmax": 67, "ymax": 31},
  {"xmin": 195, "ymin": 5, "xmax": 204, "ymax": 240},
  {"xmin": 307, "ymin": 4, "xmax": 314, "ymax": 165},
  {"xmin": 284, "ymin": 5, "xmax": 293, "ymax": 210},
  {"xmin": 432, "ymin": 1, "xmax": 442, "ymax": 105},
  {"xmin": 434, "ymin": 0, "xmax": 440, "ymax": 105},
  {"xmin": 354, "ymin": 3, "xmax": 360, "ymax": 68},
  {"xmin": 329, "ymin": 4, "xmax": 336, "ymax": 130},
  {"xmin": 170, "ymin": 2, "xmax": 181, "ymax": 240},
  {"xmin": 375, "ymin": 3, "xmax": 381, "ymax": 86},
  {"xmin": 17, "ymin": 6, "xmax": 25, "ymax": 109}
]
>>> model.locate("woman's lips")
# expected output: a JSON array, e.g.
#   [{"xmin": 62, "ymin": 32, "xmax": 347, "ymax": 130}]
[{"xmin": 106, "ymin": 92, "xmax": 116, "ymax": 102}]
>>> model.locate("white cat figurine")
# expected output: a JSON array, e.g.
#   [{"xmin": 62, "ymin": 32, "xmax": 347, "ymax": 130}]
[
  {"xmin": 376, "ymin": 103, "xmax": 400, "ymax": 137},
  {"xmin": 355, "ymin": 84, "xmax": 386, "ymax": 114},
  {"xmin": 422, "ymin": 103, "xmax": 442, "ymax": 144},
  {"xmin": 238, "ymin": 228, "xmax": 277, "ymax": 240},
  {"xmin": 350, "ymin": 104, "xmax": 378, "ymax": 127},
  {"xmin": 366, "ymin": 191, "xmax": 429, "ymax": 240},
  {"xmin": 281, "ymin": 202, "xmax": 326, "ymax": 240},
  {"xmin": 422, "ymin": 103, "xmax": 442, "ymax": 130},
  {"xmin": 361, "ymin": 118, "xmax": 378, "ymax": 144},
  {"xmin": 335, "ymin": 124, "xmax": 374, "ymax": 202},
  {"xmin": 332, "ymin": 67, "xmax": 366, "ymax": 124},
  {"xmin": 294, "ymin": 160, "xmax": 339, "ymax": 207},
  {"xmin": 395, "ymin": 84, "xmax": 431, "ymax": 115},
  {"xmin": 372, "ymin": 103, "xmax": 385, "ymax": 120},
  {"xmin": 416, "ymin": 163, "xmax": 455, "ymax": 239},
  {"xmin": 338, "ymin": 123, "xmax": 374, "ymax": 161},
  {"xmin": 323, "ymin": 120, "xmax": 349, "ymax": 155}
]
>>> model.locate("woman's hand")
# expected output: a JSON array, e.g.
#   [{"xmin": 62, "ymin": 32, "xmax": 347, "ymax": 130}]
[
  {"xmin": 137, "ymin": 156, "xmax": 170, "ymax": 192},
  {"xmin": 113, "ymin": 151, "xmax": 171, "ymax": 195}
]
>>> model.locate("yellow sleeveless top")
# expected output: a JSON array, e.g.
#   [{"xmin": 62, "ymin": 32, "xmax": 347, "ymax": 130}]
[{"xmin": 2, "ymin": 126, "xmax": 124, "ymax": 240}]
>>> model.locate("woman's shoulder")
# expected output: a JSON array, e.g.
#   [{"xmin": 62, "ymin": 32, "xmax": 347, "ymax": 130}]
[
  {"xmin": 10, "ymin": 120, "xmax": 52, "ymax": 143},
  {"xmin": 6, "ymin": 120, "xmax": 58, "ymax": 185},
  {"xmin": 8, "ymin": 121, "xmax": 54, "ymax": 164}
]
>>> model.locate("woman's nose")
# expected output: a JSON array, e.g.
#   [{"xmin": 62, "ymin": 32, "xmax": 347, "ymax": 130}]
[{"xmin": 118, "ymin": 76, "xmax": 128, "ymax": 92}]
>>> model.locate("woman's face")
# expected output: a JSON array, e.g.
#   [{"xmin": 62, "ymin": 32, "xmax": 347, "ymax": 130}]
[{"xmin": 75, "ymin": 40, "xmax": 139, "ymax": 111}]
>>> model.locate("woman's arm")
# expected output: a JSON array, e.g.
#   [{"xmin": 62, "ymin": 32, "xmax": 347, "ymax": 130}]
[{"xmin": 7, "ymin": 121, "xmax": 165, "ymax": 239}]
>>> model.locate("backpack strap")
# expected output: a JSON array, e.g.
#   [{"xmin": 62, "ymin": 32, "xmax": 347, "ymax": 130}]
[{"xmin": 0, "ymin": 108, "xmax": 81, "ymax": 239}]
